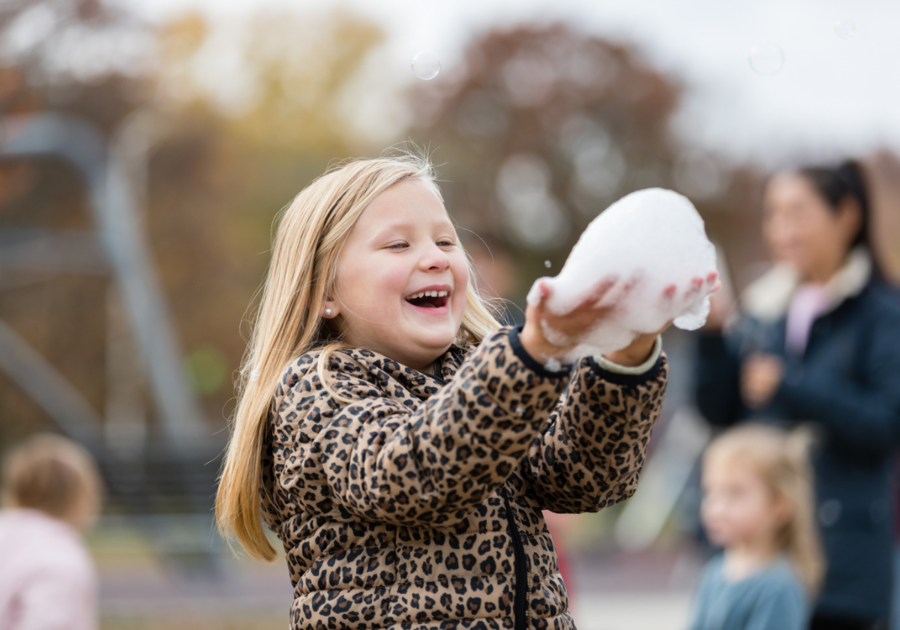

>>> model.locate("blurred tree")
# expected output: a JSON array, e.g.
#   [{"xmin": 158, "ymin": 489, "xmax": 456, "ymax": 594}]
[
  {"xmin": 865, "ymin": 152, "xmax": 900, "ymax": 284},
  {"xmin": 0, "ymin": 0, "xmax": 149, "ymax": 130},
  {"xmin": 407, "ymin": 24, "xmax": 765, "ymax": 299}
]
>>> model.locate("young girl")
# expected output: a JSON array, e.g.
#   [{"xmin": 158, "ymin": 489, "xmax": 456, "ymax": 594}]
[
  {"xmin": 0, "ymin": 433, "xmax": 103, "ymax": 630},
  {"xmin": 216, "ymin": 152, "xmax": 692, "ymax": 629},
  {"xmin": 690, "ymin": 424, "xmax": 824, "ymax": 630}
]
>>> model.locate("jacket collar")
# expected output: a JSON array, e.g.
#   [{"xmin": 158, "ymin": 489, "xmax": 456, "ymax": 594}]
[
  {"xmin": 342, "ymin": 343, "xmax": 469, "ymax": 399},
  {"xmin": 741, "ymin": 247, "xmax": 872, "ymax": 322}
]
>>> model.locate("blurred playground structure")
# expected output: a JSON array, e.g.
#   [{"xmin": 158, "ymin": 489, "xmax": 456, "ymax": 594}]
[{"xmin": 1, "ymin": 1, "xmax": 900, "ymax": 629}]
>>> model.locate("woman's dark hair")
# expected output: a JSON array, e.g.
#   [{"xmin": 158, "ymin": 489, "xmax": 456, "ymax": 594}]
[
  {"xmin": 798, "ymin": 160, "xmax": 870, "ymax": 250},
  {"xmin": 796, "ymin": 159, "xmax": 885, "ymax": 282}
]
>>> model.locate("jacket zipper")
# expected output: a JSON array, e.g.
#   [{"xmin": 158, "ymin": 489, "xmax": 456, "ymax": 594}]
[{"xmin": 503, "ymin": 489, "xmax": 528, "ymax": 630}]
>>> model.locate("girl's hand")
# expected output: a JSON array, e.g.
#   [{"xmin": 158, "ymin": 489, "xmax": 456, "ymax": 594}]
[
  {"xmin": 521, "ymin": 276, "xmax": 669, "ymax": 367},
  {"xmin": 520, "ymin": 273, "xmax": 720, "ymax": 368},
  {"xmin": 741, "ymin": 353, "xmax": 784, "ymax": 408}
]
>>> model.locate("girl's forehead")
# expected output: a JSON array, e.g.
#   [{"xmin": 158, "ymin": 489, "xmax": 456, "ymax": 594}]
[
  {"xmin": 704, "ymin": 451, "xmax": 760, "ymax": 478},
  {"xmin": 357, "ymin": 180, "xmax": 452, "ymax": 229}
]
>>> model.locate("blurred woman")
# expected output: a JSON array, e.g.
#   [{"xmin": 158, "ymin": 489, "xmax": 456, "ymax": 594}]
[
  {"xmin": 695, "ymin": 161, "xmax": 900, "ymax": 630},
  {"xmin": 0, "ymin": 433, "xmax": 103, "ymax": 630}
]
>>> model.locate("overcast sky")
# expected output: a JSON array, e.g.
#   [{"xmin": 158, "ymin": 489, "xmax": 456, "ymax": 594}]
[{"xmin": 118, "ymin": 0, "xmax": 900, "ymax": 167}]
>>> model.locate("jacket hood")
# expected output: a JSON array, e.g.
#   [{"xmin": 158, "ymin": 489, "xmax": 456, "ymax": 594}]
[{"xmin": 741, "ymin": 247, "xmax": 872, "ymax": 322}]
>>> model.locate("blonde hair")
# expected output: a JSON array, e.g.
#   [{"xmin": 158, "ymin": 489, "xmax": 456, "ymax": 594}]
[
  {"xmin": 216, "ymin": 151, "xmax": 502, "ymax": 561},
  {"xmin": 1, "ymin": 433, "xmax": 103, "ymax": 530},
  {"xmin": 703, "ymin": 424, "xmax": 824, "ymax": 595}
]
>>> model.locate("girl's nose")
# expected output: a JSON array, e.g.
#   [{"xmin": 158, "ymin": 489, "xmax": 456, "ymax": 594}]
[{"xmin": 420, "ymin": 244, "xmax": 451, "ymax": 272}]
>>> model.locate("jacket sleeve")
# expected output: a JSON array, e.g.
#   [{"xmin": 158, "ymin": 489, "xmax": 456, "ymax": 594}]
[
  {"xmin": 694, "ymin": 331, "xmax": 743, "ymax": 428},
  {"xmin": 272, "ymin": 327, "xmax": 569, "ymax": 527},
  {"xmin": 776, "ymin": 299, "xmax": 900, "ymax": 456},
  {"xmin": 514, "ymin": 329, "xmax": 669, "ymax": 513}
]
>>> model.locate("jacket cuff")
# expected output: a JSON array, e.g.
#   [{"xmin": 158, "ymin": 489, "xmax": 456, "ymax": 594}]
[
  {"xmin": 474, "ymin": 327, "xmax": 570, "ymax": 421},
  {"xmin": 593, "ymin": 336, "xmax": 663, "ymax": 374},
  {"xmin": 588, "ymin": 337, "xmax": 665, "ymax": 385},
  {"xmin": 508, "ymin": 326, "xmax": 571, "ymax": 379}
]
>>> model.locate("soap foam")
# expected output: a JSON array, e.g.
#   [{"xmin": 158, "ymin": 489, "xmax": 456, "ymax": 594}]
[{"xmin": 529, "ymin": 188, "xmax": 718, "ymax": 361}]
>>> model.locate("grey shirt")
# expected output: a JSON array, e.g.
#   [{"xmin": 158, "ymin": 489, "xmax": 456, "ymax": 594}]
[{"xmin": 688, "ymin": 554, "xmax": 809, "ymax": 630}]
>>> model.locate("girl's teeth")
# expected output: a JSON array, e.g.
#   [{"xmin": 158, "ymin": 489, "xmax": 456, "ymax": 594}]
[{"xmin": 408, "ymin": 290, "xmax": 449, "ymax": 299}]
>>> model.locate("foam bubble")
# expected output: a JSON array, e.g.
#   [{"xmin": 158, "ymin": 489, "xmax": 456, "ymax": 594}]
[
  {"xmin": 411, "ymin": 51, "xmax": 441, "ymax": 81},
  {"xmin": 544, "ymin": 260, "xmax": 552, "ymax": 268},
  {"xmin": 748, "ymin": 40, "xmax": 785, "ymax": 75},
  {"xmin": 533, "ymin": 188, "xmax": 718, "ymax": 361},
  {"xmin": 834, "ymin": 18, "xmax": 856, "ymax": 39}
]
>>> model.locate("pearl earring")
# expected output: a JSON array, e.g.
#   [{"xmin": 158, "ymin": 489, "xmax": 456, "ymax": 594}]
[{"xmin": 324, "ymin": 308, "xmax": 333, "ymax": 317}]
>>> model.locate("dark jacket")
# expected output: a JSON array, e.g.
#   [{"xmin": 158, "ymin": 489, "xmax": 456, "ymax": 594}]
[
  {"xmin": 695, "ymin": 250, "xmax": 900, "ymax": 622},
  {"xmin": 261, "ymin": 326, "xmax": 668, "ymax": 630}
]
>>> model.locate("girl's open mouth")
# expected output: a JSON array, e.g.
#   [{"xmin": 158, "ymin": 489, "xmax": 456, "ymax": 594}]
[{"xmin": 405, "ymin": 289, "xmax": 450, "ymax": 309}]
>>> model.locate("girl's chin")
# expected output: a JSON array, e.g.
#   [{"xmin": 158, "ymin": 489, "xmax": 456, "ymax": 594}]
[
  {"xmin": 403, "ymin": 325, "xmax": 457, "ymax": 353},
  {"xmin": 702, "ymin": 528, "xmax": 732, "ymax": 547}
]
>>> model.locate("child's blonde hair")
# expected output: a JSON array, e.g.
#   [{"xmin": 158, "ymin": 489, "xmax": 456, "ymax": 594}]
[
  {"xmin": 216, "ymin": 150, "xmax": 502, "ymax": 561},
  {"xmin": 1, "ymin": 433, "xmax": 103, "ymax": 530},
  {"xmin": 704, "ymin": 424, "xmax": 824, "ymax": 595}
]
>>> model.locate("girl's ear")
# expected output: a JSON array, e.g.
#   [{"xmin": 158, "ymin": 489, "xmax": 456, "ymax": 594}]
[{"xmin": 322, "ymin": 296, "xmax": 340, "ymax": 319}]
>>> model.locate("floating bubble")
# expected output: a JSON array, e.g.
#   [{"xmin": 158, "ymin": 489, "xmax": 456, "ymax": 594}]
[
  {"xmin": 544, "ymin": 260, "xmax": 552, "ymax": 268},
  {"xmin": 834, "ymin": 18, "xmax": 856, "ymax": 39},
  {"xmin": 748, "ymin": 40, "xmax": 785, "ymax": 75},
  {"xmin": 411, "ymin": 51, "xmax": 441, "ymax": 81}
]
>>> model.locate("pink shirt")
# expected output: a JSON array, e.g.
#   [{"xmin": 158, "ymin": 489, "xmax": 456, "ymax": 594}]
[
  {"xmin": 0, "ymin": 509, "xmax": 97, "ymax": 630},
  {"xmin": 785, "ymin": 284, "xmax": 833, "ymax": 357}
]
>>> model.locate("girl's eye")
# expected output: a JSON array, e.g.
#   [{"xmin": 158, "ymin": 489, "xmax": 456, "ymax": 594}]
[
  {"xmin": 437, "ymin": 240, "xmax": 455, "ymax": 247},
  {"xmin": 388, "ymin": 242, "xmax": 408, "ymax": 250}
]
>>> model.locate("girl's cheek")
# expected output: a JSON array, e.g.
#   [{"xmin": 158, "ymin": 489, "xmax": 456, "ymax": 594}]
[
  {"xmin": 452, "ymin": 254, "xmax": 469, "ymax": 299},
  {"xmin": 379, "ymin": 260, "xmax": 412, "ymax": 296}
]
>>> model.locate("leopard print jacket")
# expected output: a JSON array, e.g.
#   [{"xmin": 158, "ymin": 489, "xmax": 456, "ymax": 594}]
[{"xmin": 260, "ymin": 326, "xmax": 668, "ymax": 630}]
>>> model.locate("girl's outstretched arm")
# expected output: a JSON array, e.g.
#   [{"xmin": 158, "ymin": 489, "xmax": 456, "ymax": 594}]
[
  {"xmin": 517, "ymin": 330, "xmax": 667, "ymax": 513},
  {"xmin": 264, "ymin": 328, "xmax": 570, "ymax": 528},
  {"xmin": 514, "ymin": 276, "xmax": 678, "ymax": 513}
]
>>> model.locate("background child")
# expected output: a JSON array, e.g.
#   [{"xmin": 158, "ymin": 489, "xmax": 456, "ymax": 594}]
[
  {"xmin": 0, "ymin": 433, "xmax": 103, "ymax": 630},
  {"xmin": 216, "ymin": 152, "xmax": 689, "ymax": 630},
  {"xmin": 689, "ymin": 424, "xmax": 824, "ymax": 630}
]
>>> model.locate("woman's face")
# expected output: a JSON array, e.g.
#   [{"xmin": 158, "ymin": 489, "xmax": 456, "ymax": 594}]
[
  {"xmin": 330, "ymin": 179, "xmax": 469, "ymax": 371},
  {"xmin": 762, "ymin": 173, "xmax": 860, "ymax": 283},
  {"xmin": 701, "ymin": 455, "xmax": 788, "ymax": 550}
]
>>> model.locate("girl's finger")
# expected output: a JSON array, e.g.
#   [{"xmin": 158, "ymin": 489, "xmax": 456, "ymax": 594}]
[
  {"xmin": 575, "ymin": 276, "xmax": 618, "ymax": 310},
  {"xmin": 683, "ymin": 276, "xmax": 704, "ymax": 298},
  {"xmin": 597, "ymin": 273, "xmax": 640, "ymax": 309},
  {"xmin": 526, "ymin": 278, "xmax": 552, "ymax": 309}
]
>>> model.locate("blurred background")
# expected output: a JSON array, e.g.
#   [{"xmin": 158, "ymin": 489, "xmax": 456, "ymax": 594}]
[{"xmin": 0, "ymin": 0, "xmax": 899, "ymax": 628}]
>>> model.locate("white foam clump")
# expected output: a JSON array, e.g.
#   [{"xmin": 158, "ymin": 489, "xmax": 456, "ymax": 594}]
[{"xmin": 527, "ymin": 188, "xmax": 718, "ymax": 363}]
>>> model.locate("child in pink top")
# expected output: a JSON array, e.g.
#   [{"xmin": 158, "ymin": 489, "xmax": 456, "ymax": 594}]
[{"xmin": 0, "ymin": 434, "xmax": 103, "ymax": 630}]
